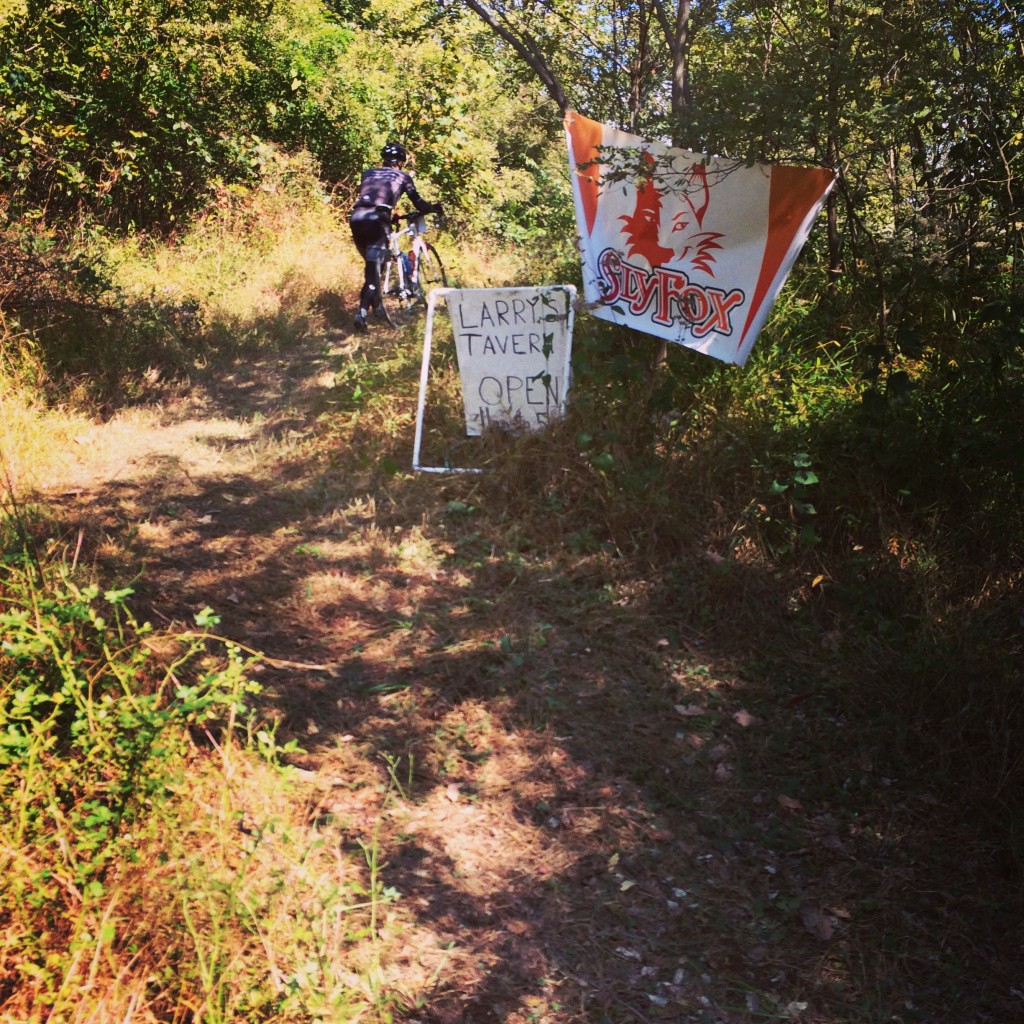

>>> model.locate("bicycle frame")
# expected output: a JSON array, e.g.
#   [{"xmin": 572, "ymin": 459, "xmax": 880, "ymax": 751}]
[
  {"xmin": 375, "ymin": 212, "xmax": 447, "ymax": 327},
  {"xmin": 386, "ymin": 213, "xmax": 433, "ymax": 298}
]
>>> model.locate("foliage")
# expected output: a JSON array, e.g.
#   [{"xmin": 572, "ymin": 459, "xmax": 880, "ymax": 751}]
[
  {"xmin": 0, "ymin": 0, "xmax": 366, "ymax": 227},
  {"xmin": 1, "ymin": 0, "xmax": 254, "ymax": 225},
  {"xmin": 0, "ymin": 513, "xmax": 398, "ymax": 1022}
]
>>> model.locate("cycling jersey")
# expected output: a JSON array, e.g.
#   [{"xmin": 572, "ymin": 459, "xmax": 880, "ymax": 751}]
[{"xmin": 352, "ymin": 166, "xmax": 439, "ymax": 216}]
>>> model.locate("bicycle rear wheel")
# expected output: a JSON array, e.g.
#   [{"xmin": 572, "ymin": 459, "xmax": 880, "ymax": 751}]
[
  {"xmin": 415, "ymin": 243, "xmax": 447, "ymax": 298},
  {"xmin": 378, "ymin": 256, "xmax": 415, "ymax": 327}
]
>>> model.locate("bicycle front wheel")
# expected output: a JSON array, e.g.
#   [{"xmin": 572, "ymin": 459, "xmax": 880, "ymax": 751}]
[
  {"xmin": 415, "ymin": 243, "xmax": 447, "ymax": 299},
  {"xmin": 378, "ymin": 256, "xmax": 415, "ymax": 327}
]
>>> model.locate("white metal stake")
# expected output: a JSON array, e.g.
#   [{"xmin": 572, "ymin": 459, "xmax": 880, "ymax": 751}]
[{"xmin": 412, "ymin": 288, "xmax": 482, "ymax": 474}]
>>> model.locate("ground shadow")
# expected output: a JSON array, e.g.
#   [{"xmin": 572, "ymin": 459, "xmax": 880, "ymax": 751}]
[{"xmin": 33, "ymin": 330, "xmax": 1024, "ymax": 1024}]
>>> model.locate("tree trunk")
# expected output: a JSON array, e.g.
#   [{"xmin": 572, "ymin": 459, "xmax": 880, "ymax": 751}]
[
  {"xmin": 825, "ymin": 0, "xmax": 842, "ymax": 296},
  {"xmin": 652, "ymin": 0, "xmax": 694, "ymax": 148}
]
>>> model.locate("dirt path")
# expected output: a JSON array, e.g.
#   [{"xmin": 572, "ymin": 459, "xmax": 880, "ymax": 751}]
[{"xmin": 39, "ymin": 330, "xmax": 1022, "ymax": 1024}]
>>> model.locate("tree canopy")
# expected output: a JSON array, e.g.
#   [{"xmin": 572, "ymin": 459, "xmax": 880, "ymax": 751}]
[{"xmin": 1, "ymin": 0, "xmax": 1021, "ymax": 370}]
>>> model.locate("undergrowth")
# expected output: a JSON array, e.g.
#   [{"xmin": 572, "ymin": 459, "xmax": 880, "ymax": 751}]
[
  {"xmin": 0, "ymin": 148, "xmax": 363, "ymax": 411},
  {"xmin": 0, "ymin": 504, "xmax": 400, "ymax": 1023}
]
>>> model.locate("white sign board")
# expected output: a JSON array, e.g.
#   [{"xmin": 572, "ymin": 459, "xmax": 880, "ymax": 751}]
[{"xmin": 445, "ymin": 286, "xmax": 575, "ymax": 436}]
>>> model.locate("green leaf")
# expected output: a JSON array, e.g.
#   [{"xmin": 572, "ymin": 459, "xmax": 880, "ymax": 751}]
[{"xmin": 194, "ymin": 607, "xmax": 221, "ymax": 628}]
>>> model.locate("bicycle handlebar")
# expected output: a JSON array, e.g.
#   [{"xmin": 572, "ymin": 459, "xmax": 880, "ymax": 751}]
[{"xmin": 391, "ymin": 209, "xmax": 446, "ymax": 231}]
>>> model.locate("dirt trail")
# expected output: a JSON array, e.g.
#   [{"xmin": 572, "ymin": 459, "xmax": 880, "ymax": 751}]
[{"xmin": 38, "ymin": 331, "xmax": 1021, "ymax": 1024}]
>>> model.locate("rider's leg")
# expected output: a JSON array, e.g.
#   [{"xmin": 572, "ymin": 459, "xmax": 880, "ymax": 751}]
[
  {"xmin": 359, "ymin": 258, "xmax": 380, "ymax": 314},
  {"xmin": 349, "ymin": 210, "xmax": 388, "ymax": 328}
]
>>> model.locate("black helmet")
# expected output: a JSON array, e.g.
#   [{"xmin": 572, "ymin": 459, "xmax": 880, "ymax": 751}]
[{"xmin": 381, "ymin": 141, "xmax": 407, "ymax": 165}]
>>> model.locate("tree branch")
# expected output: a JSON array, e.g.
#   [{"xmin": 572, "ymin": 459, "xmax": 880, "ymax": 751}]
[
  {"xmin": 649, "ymin": 0, "xmax": 674, "ymax": 44},
  {"xmin": 461, "ymin": 0, "xmax": 570, "ymax": 114}
]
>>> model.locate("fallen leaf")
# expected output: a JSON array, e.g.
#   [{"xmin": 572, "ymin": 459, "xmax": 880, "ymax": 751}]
[
  {"xmin": 777, "ymin": 794, "xmax": 803, "ymax": 811},
  {"xmin": 675, "ymin": 703, "xmax": 707, "ymax": 718},
  {"xmin": 713, "ymin": 762, "xmax": 734, "ymax": 781},
  {"xmin": 685, "ymin": 733, "xmax": 706, "ymax": 750},
  {"xmin": 445, "ymin": 783, "xmax": 461, "ymax": 803},
  {"xmin": 709, "ymin": 743, "xmax": 731, "ymax": 762},
  {"xmin": 800, "ymin": 902, "xmax": 834, "ymax": 941},
  {"xmin": 733, "ymin": 708, "xmax": 756, "ymax": 727}
]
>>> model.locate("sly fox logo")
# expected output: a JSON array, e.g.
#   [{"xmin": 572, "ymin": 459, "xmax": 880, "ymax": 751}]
[{"xmin": 618, "ymin": 152, "xmax": 723, "ymax": 276}]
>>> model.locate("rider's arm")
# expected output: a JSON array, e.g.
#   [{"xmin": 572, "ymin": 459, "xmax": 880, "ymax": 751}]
[{"xmin": 400, "ymin": 171, "xmax": 443, "ymax": 216}]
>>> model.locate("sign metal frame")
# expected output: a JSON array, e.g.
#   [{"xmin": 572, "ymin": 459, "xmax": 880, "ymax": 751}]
[{"xmin": 412, "ymin": 286, "xmax": 576, "ymax": 474}]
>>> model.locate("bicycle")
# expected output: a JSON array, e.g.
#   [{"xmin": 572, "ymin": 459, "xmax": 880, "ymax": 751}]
[{"xmin": 377, "ymin": 210, "xmax": 448, "ymax": 327}]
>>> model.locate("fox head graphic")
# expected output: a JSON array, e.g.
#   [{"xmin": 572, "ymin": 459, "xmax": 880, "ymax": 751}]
[{"xmin": 619, "ymin": 153, "xmax": 723, "ymax": 276}]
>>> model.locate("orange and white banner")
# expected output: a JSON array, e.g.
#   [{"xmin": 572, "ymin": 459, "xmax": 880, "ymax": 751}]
[{"xmin": 564, "ymin": 111, "xmax": 835, "ymax": 366}]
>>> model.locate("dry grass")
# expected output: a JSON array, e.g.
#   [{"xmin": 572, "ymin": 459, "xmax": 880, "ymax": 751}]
[
  {"xmin": 0, "ymin": 318, "xmax": 86, "ymax": 492},
  {"xmin": 0, "ymin": 734, "xmax": 398, "ymax": 1024},
  {"xmin": 108, "ymin": 149, "xmax": 359, "ymax": 341}
]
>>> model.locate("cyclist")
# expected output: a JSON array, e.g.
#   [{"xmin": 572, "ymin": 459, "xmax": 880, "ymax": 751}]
[{"xmin": 349, "ymin": 141, "xmax": 443, "ymax": 332}]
